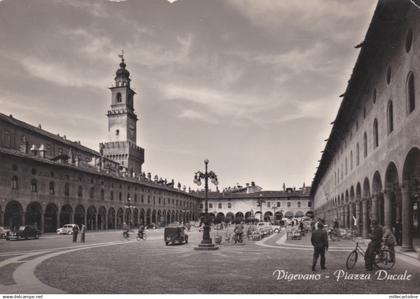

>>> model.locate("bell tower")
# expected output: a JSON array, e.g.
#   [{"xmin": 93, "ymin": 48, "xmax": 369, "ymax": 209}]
[{"xmin": 100, "ymin": 53, "xmax": 145, "ymax": 175}]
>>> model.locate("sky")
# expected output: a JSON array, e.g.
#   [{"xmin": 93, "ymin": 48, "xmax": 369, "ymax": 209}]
[{"xmin": 0, "ymin": 0, "xmax": 377, "ymax": 191}]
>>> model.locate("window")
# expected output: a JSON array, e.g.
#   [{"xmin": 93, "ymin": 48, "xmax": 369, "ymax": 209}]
[
  {"xmin": 31, "ymin": 179, "xmax": 37, "ymax": 192},
  {"xmin": 101, "ymin": 189, "xmax": 105, "ymax": 200},
  {"xmin": 363, "ymin": 132, "xmax": 368, "ymax": 158},
  {"xmin": 373, "ymin": 89, "xmax": 377, "ymax": 104},
  {"xmin": 345, "ymin": 157, "xmax": 348, "ymax": 175},
  {"xmin": 350, "ymin": 151, "xmax": 353, "ymax": 170},
  {"xmin": 78, "ymin": 186, "xmax": 83, "ymax": 198},
  {"xmin": 277, "ymin": 202, "xmax": 281, "ymax": 207},
  {"xmin": 356, "ymin": 143, "xmax": 360, "ymax": 166},
  {"xmin": 267, "ymin": 202, "xmax": 271, "ymax": 208},
  {"xmin": 134, "ymin": 194, "xmax": 137, "ymax": 202},
  {"xmin": 127, "ymin": 193, "xmax": 131, "ymax": 201},
  {"xmin": 308, "ymin": 201, "xmax": 312, "ymax": 208},
  {"xmin": 64, "ymin": 183, "xmax": 70, "ymax": 196},
  {"xmin": 387, "ymin": 100, "xmax": 394, "ymax": 134},
  {"xmin": 373, "ymin": 119, "xmax": 379, "ymax": 148},
  {"xmin": 119, "ymin": 192, "xmax": 122, "ymax": 201},
  {"xmin": 49, "ymin": 182, "xmax": 55, "ymax": 195},
  {"xmin": 406, "ymin": 28, "xmax": 413, "ymax": 52},
  {"xmin": 407, "ymin": 72, "xmax": 416, "ymax": 114},
  {"xmin": 228, "ymin": 203, "xmax": 232, "ymax": 209},
  {"xmin": 116, "ymin": 130, "xmax": 120, "ymax": 136},
  {"xmin": 116, "ymin": 92, "xmax": 122, "ymax": 103},
  {"xmin": 200, "ymin": 204, "xmax": 204, "ymax": 209},
  {"xmin": 31, "ymin": 168, "xmax": 37, "ymax": 175},
  {"xmin": 11, "ymin": 176, "xmax": 18, "ymax": 190},
  {"xmin": 209, "ymin": 203, "xmax": 213, "ymax": 209},
  {"xmin": 297, "ymin": 201, "xmax": 301, "ymax": 208},
  {"xmin": 218, "ymin": 203, "xmax": 222, "ymax": 209},
  {"xmin": 110, "ymin": 191, "xmax": 114, "ymax": 201},
  {"xmin": 386, "ymin": 66, "xmax": 392, "ymax": 84},
  {"xmin": 89, "ymin": 187, "xmax": 94, "ymax": 199},
  {"xmin": 287, "ymin": 202, "xmax": 291, "ymax": 207}
]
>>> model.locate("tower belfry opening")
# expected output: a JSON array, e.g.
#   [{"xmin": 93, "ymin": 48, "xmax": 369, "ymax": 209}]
[{"xmin": 100, "ymin": 54, "xmax": 145, "ymax": 175}]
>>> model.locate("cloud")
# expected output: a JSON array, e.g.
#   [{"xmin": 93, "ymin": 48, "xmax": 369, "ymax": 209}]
[{"xmin": 178, "ymin": 109, "xmax": 219, "ymax": 124}]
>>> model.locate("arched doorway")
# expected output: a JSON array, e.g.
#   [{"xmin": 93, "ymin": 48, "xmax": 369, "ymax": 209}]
[
  {"xmin": 225, "ymin": 212, "xmax": 234, "ymax": 224},
  {"xmin": 244, "ymin": 211, "xmax": 253, "ymax": 223},
  {"xmin": 44, "ymin": 203, "xmax": 58, "ymax": 232},
  {"xmin": 157, "ymin": 210, "xmax": 162, "ymax": 226},
  {"xmin": 98, "ymin": 206, "xmax": 107, "ymax": 230},
  {"xmin": 234, "ymin": 212, "xmax": 244, "ymax": 223},
  {"xmin": 295, "ymin": 211, "xmax": 304, "ymax": 218},
  {"xmin": 25, "ymin": 202, "xmax": 43, "ymax": 230},
  {"xmin": 133, "ymin": 208, "xmax": 139, "ymax": 227},
  {"xmin": 264, "ymin": 211, "xmax": 273, "ymax": 222},
  {"xmin": 75, "ymin": 205, "xmax": 85, "ymax": 227},
  {"xmin": 216, "ymin": 212, "xmax": 225, "ymax": 224},
  {"xmin": 87, "ymin": 206, "xmax": 97, "ymax": 230},
  {"xmin": 124, "ymin": 208, "xmax": 132, "ymax": 227},
  {"xmin": 402, "ymin": 148, "xmax": 420, "ymax": 250},
  {"xmin": 107, "ymin": 207, "xmax": 116, "ymax": 229},
  {"xmin": 140, "ymin": 209, "xmax": 145, "ymax": 225},
  {"xmin": 385, "ymin": 162, "xmax": 401, "ymax": 230},
  {"xmin": 284, "ymin": 211, "xmax": 293, "ymax": 218},
  {"xmin": 146, "ymin": 209, "xmax": 151, "ymax": 225},
  {"xmin": 4, "ymin": 201, "xmax": 24, "ymax": 228},
  {"xmin": 372, "ymin": 171, "xmax": 384, "ymax": 225},
  {"xmin": 60, "ymin": 204, "xmax": 73, "ymax": 227},
  {"xmin": 117, "ymin": 208, "xmax": 124, "ymax": 229}
]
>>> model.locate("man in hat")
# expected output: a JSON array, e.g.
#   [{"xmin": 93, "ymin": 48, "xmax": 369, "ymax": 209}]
[{"xmin": 311, "ymin": 223, "xmax": 328, "ymax": 271}]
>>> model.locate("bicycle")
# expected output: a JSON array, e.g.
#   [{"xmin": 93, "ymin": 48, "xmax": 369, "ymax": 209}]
[
  {"xmin": 346, "ymin": 240, "xmax": 395, "ymax": 270},
  {"xmin": 122, "ymin": 230, "xmax": 130, "ymax": 240},
  {"xmin": 136, "ymin": 231, "xmax": 147, "ymax": 241}
]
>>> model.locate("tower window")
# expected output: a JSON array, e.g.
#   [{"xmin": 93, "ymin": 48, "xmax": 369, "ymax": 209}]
[
  {"xmin": 406, "ymin": 28, "xmax": 413, "ymax": 53},
  {"xmin": 116, "ymin": 130, "xmax": 120, "ymax": 136},
  {"xmin": 407, "ymin": 72, "xmax": 416, "ymax": 114},
  {"xmin": 116, "ymin": 93, "xmax": 122, "ymax": 103},
  {"xmin": 387, "ymin": 100, "xmax": 394, "ymax": 134},
  {"xmin": 363, "ymin": 132, "xmax": 368, "ymax": 158}
]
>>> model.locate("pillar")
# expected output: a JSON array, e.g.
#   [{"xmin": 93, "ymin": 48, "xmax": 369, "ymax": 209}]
[
  {"xmin": 95, "ymin": 213, "xmax": 99, "ymax": 230},
  {"xmin": 84, "ymin": 212, "xmax": 87, "ymax": 227},
  {"xmin": 401, "ymin": 185, "xmax": 413, "ymax": 251},
  {"xmin": 384, "ymin": 191, "xmax": 392, "ymax": 230},
  {"xmin": 355, "ymin": 201, "xmax": 361, "ymax": 234},
  {"xmin": 362, "ymin": 199, "xmax": 368, "ymax": 238},
  {"xmin": 71, "ymin": 211, "xmax": 75, "ymax": 224},
  {"xmin": 0, "ymin": 209, "xmax": 4, "ymax": 226},
  {"xmin": 41, "ymin": 212, "xmax": 45, "ymax": 234},
  {"xmin": 371, "ymin": 195, "xmax": 378, "ymax": 222}
]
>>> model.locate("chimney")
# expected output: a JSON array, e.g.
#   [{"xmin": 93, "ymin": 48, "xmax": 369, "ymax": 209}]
[
  {"xmin": 39, "ymin": 144, "xmax": 46, "ymax": 158},
  {"xmin": 30, "ymin": 144, "xmax": 38, "ymax": 156}
]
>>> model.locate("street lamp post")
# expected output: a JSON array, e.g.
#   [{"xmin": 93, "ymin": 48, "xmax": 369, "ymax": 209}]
[
  {"xmin": 125, "ymin": 196, "xmax": 135, "ymax": 230},
  {"xmin": 257, "ymin": 194, "xmax": 265, "ymax": 222},
  {"xmin": 193, "ymin": 159, "xmax": 219, "ymax": 251}
]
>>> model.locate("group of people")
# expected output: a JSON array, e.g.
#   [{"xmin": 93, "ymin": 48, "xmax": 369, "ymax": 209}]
[
  {"xmin": 122, "ymin": 222, "xmax": 145, "ymax": 239},
  {"xmin": 310, "ymin": 217, "xmax": 400, "ymax": 271},
  {"xmin": 71, "ymin": 224, "xmax": 86, "ymax": 243}
]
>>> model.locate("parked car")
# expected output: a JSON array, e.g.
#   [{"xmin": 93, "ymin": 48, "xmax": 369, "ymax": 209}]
[
  {"xmin": 56, "ymin": 224, "xmax": 77, "ymax": 235},
  {"xmin": 6, "ymin": 226, "xmax": 41, "ymax": 240},
  {"xmin": 164, "ymin": 225, "xmax": 188, "ymax": 245},
  {"xmin": 0, "ymin": 226, "xmax": 11, "ymax": 239},
  {"xmin": 257, "ymin": 222, "xmax": 280, "ymax": 233},
  {"xmin": 146, "ymin": 223, "xmax": 159, "ymax": 230}
]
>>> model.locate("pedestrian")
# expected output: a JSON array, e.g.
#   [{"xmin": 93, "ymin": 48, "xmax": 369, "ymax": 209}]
[
  {"xmin": 72, "ymin": 224, "xmax": 79, "ymax": 243},
  {"xmin": 383, "ymin": 227, "xmax": 396, "ymax": 263},
  {"xmin": 80, "ymin": 224, "xmax": 86, "ymax": 243},
  {"xmin": 311, "ymin": 223, "xmax": 328, "ymax": 271},
  {"xmin": 393, "ymin": 219, "xmax": 402, "ymax": 246},
  {"xmin": 365, "ymin": 219, "xmax": 383, "ymax": 271}
]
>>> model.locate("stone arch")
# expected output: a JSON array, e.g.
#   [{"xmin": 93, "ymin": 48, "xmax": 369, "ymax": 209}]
[
  {"xmin": 133, "ymin": 208, "xmax": 139, "ymax": 227},
  {"xmin": 284, "ymin": 211, "xmax": 293, "ymax": 218},
  {"xmin": 295, "ymin": 211, "xmax": 304, "ymax": 218},
  {"xmin": 107, "ymin": 207, "xmax": 116, "ymax": 229},
  {"xmin": 117, "ymin": 208, "xmax": 124, "ymax": 229},
  {"xmin": 87, "ymin": 205, "xmax": 97, "ymax": 230},
  {"xmin": 25, "ymin": 202, "xmax": 43, "ymax": 230},
  {"xmin": 146, "ymin": 209, "xmax": 151, "ymax": 225},
  {"xmin": 385, "ymin": 162, "xmax": 401, "ymax": 230},
  {"xmin": 44, "ymin": 203, "xmax": 59, "ymax": 233},
  {"xmin": 264, "ymin": 211, "xmax": 273, "ymax": 222},
  {"xmin": 216, "ymin": 212, "xmax": 225, "ymax": 224},
  {"xmin": 245, "ymin": 211, "xmax": 253, "ymax": 223},
  {"xmin": 140, "ymin": 208, "xmax": 145, "ymax": 225},
  {"xmin": 157, "ymin": 210, "xmax": 162, "ymax": 226},
  {"xmin": 59, "ymin": 204, "xmax": 73, "ymax": 227},
  {"xmin": 98, "ymin": 206, "xmax": 107, "ymax": 230},
  {"xmin": 402, "ymin": 147, "xmax": 420, "ymax": 250},
  {"xmin": 235, "ymin": 212, "xmax": 244, "ymax": 223},
  {"xmin": 124, "ymin": 208, "xmax": 132, "ymax": 227},
  {"xmin": 4, "ymin": 200, "xmax": 24, "ymax": 228},
  {"xmin": 152, "ymin": 210, "xmax": 157, "ymax": 224},
  {"xmin": 372, "ymin": 171, "xmax": 384, "ymax": 225},
  {"xmin": 75, "ymin": 205, "xmax": 85, "ymax": 227},
  {"xmin": 225, "ymin": 212, "xmax": 234, "ymax": 224}
]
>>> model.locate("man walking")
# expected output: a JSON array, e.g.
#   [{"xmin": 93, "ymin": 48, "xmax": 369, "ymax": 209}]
[
  {"xmin": 311, "ymin": 223, "xmax": 328, "ymax": 271},
  {"xmin": 72, "ymin": 224, "xmax": 79, "ymax": 243}
]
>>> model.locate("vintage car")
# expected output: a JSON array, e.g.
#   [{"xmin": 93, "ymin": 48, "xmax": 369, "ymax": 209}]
[
  {"xmin": 0, "ymin": 226, "xmax": 11, "ymax": 239},
  {"xmin": 6, "ymin": 225, "xmax": 41, "ymax": 240},
  {"xmin": 56, "ymin": 224, "xmax": 77, "ymax": 235},
  {"xmin": 164, "ymin": 225, "xmax": 188, "ymax": 245}
]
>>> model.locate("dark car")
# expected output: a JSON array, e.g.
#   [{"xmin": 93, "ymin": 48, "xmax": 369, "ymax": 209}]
[
  {"xmin": 164, "ymin": 225, "xmax": 188, "ymax": 246},
  {"xmin": 6, "ymin": 225, "xmax": 41, "ymax": 240}
]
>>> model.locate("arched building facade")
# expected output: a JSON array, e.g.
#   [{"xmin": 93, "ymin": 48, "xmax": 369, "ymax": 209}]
[{"xmin": 312, "ymin": 0, "xmax": 420, "ymax": 252}]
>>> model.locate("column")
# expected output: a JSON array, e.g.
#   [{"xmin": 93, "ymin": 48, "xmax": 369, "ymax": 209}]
[
  {"xmin": 95, "ymin": 213, "xmax": 99, "ymax": 230},
  {"xmin": 22, "ymin": 212, "xmax": 26, "ymax": 226},
  {"xmin": 401, "ymin": 185, "xmax": 413, "ymax": 251},
  {"xmin": 383, "ymin": 191, "xmax": 392, "ymax": 229},
  {"xmin": 84, "ymin": 212, "xmax": 87, "ymax": 227},
  {"xmin": 41, "ymin": 213, "xmax": 45, "ymax": 234},
  {"xmin": 371, "ymin": 195, "xmax": 378, "ymax": 222},
  {"xmin": 0, "ymin": 209, "xmax": 4, "ymax": 226},
  {"xmin": 56, "ymin": 209, "xmax": 60, "ymax": 229},
  {"xmin": 355, "ymin": 201, "xmax": 361, "ymax": 234},
  {"xmin": 71, "ymin": 211, "xmax": 75, "ymax": 225},
  {"xmin": 105, "ymin": 213, "xmax": 108, "ymax": 230},
  {"xmin": 362, "ymin": 199, "xmax": 368, "ymax": 238}
]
